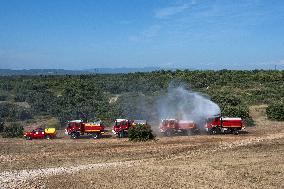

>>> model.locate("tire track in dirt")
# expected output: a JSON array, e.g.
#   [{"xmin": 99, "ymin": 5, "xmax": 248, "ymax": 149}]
[
  {"xmin": 0, "ymin": 160, "xmax": 141, "ymax": 188},
  {"xmin": 218, "ymin": 132, "xmax": 284, "ymax": 149}
]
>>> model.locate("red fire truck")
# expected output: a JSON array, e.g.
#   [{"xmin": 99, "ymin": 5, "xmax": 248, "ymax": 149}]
[
  {"xmin": 205, "ymin": 116, "xmax": 245, "ymax": 135},
  {"xmin": 112, "ymin": 119, "xmax": 147, "ymax": 138},
  {"xmin": 24, "ymin": 128, "xmax": 56, "ymax": 140},
  {"xmin": 160, "ymin": 119, "xmax": 198, "ymax": 137},
  {"xmin": 65, "ymin": 120, "xmax": 105, "ymax": 139}
]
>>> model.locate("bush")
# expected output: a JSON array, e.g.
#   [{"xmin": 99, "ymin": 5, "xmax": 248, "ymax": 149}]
[
  {"xmin": 243, "ymin": 117, "xmax": 255, "ymax": 127},
  {"xmin": 0, "ymin": 120, "xmax": 4, "ymax": 133},
  {"xmin": 17, "ymin": 109, "xmax": 33, "ymax": 120},
  {"xmin": 0, "ymin": 102, "xmax": 32, "ymax": 121},
  {"xmin": 128, "ymin": 124, "xmax": 155, "ymax": 142},
  {"xmin": 0, "ymin": 95, "xmax": 7, "ymax": 101},
  {"xmin": 14, "ymin": 94, "xmax": 26, "ymax": 102},
  {"xmin": 266, "ymin": 103, "xmax": 284, "ymax": 121},
  {"xmin": 211, "ymin": 95, "xmax": 241, "ymax": 106},
  {"xmin": 221, "ymin": 105, "xmax": 250, "ymax": 118},
  {"xmin": 2, "ymin": 123, "xmax": 24, "ymax": 138}
]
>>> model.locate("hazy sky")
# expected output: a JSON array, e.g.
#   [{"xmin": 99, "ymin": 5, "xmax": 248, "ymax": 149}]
[{"xmin": 1, "ymin": 0, "xmax": 284, "ymax": 70}]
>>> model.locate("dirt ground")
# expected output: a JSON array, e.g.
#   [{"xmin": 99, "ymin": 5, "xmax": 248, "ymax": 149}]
[{"xmin": 0, "ymin": 105, "xmax": 283, "ymax": 189}]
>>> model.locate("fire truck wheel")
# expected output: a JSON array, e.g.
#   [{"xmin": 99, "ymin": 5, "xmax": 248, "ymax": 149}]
[
  {"xmin": 45, "ymin": 135, "xmax": 51, "ymax": 140},
  {"xmin": 92, "ymin": 132, "xmax": 100, "ymax": 139},
  {"xmin": 186, "ymin": 130, "xmax": 192, "ymax": 136},
  {"xmin": 25, "ymin": 136, "xmax": 32, "ymax": 140},
  {"xmin": 210, "ymin": 128, "xmax": 217, "ymax": 135},
  {"xmin": 71, "ymin": 132, "xmax": 78, "ymax": 139},
  {"xmin": 165, "ymin": 130, "xmax": 173, "ymax": 137},
  {"xmin": 233, "ymin": 129, "xmax": 239, "ymax": 135},
  {"xmin": 118, "ymin": 131, "xmax": 125, "ymax": 138}
]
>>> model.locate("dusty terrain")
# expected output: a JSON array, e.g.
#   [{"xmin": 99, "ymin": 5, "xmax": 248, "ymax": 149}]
[{"xmin": 0, "ymin": 105, "xmax": 283, "ymax": 189}]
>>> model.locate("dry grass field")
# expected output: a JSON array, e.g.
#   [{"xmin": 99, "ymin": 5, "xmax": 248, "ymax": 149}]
[{"xmin": 0, "ymin": 105, "xmax": 283, "ymax": 189}]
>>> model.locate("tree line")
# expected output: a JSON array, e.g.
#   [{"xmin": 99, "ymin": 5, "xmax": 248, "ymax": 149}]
[{"xmin": 0, "ymin": 70, "xmax": 283, "ymax": 129}]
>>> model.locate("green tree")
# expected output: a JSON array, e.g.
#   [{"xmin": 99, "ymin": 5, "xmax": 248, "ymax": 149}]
[
  {"xmin": 266, "ymin": 103, "xmax": 284, "ymax": 121},
  {"xmin": 2, "ymin": 123, "xmax": 24, "ymax": 138},
  {"xmin": 128, "ymin": 124, "xmax": 155, "ymax": 142}
]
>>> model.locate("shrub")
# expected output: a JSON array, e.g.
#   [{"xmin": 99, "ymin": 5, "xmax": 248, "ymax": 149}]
[
  {"xmin": 0, "ymin": 95, "xmax": 7, "ymax": 101},
  {"xmin": 266, "ymin": 103, "xmax": 284, "ymax": 121},
  {"xmin": 17, "ymin": 109, "xmax": 33, "ymax": 120},
  {"xmin": 128, "ymin": 124, "xmax": 155, "ymax": 142},
  {"xmin": 221, "ymin": 105, "xmax": 250, "ymax": 118},
  {"xmin": 243, "ymin": 117, "xmax": 255, "ymax": 127},
  {"xmin": 2, "ymin": 123, "xmax": 24, "ymax": 138},
  {"xmin": 0, "ymin": 120, "xmax": 4, "ymax": 133},
  {"xmin": 14, "ymin": 94, "xmax": 26, "ymax": 102},
  {"xmin": 0, "ymin": 102, "xmax": 32, "ymax": 121},
  {"xmin": 211, "ymin": 95, "xmax": 241, "ymax": 106}
]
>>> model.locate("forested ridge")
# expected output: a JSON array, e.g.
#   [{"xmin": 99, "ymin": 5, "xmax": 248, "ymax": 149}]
[{"xmin": 0, "ymin": 70, "xmax": 283, "ymax": 129}]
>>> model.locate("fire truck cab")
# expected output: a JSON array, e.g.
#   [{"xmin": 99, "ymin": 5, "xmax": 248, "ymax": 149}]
[
  {"xmin": 112, "ymin": 119, "xmax": 132, "ymax": 138},
  {"xmin": 112, "ymin": 119, "xmax": 148, "ymax": 138}
]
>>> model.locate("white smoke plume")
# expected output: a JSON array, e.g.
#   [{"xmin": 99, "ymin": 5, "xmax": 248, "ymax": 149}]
[{"xmin": 157, "ymin": 84, "xmax": 221, "ymax": 128}]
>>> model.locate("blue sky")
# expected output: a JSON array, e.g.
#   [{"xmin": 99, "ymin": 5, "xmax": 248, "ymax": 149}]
[{"xmin": 0, "ymin": 0, "xmax": 284, "ymax": 70}]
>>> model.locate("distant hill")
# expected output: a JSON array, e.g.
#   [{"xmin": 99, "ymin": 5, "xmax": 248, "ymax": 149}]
[
  {"xmin": 0, "ymin": 67, "xmax": 161, "ymax": 76},
  {"xmin": 0, "ymin": 69, "xmax": 87, "ymax": 76},
  {"xmin": 87, "ymin": 67, "xmax": 161, "ymax": 74}
]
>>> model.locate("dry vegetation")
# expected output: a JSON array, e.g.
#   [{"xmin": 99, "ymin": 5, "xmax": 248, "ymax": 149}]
[{"xmin": 0, "ymin": 105, "xmax": 283, "ymax": 189}]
